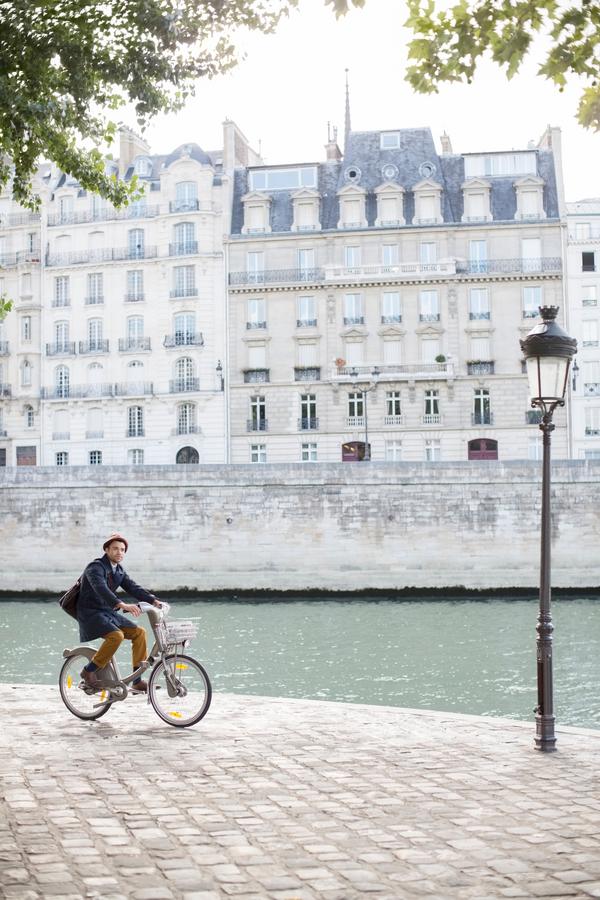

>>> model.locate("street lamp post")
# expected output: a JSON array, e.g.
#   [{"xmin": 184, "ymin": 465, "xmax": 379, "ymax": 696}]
[
  {"xmin": 520, "ymin": 306, "xmax": 577, "ymax": 752},
  {"xmin": 349, "ymin": 366, "xmax": 380, "ymax": 460}
]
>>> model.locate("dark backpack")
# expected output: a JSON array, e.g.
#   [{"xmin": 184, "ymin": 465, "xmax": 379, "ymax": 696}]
[{"xmin": 58, "ymin": 578, "xmax": 81, "ymax": 619}]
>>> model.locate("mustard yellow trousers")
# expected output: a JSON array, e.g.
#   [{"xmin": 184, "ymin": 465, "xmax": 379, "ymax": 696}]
[{"xmin": 92, "ymin": 626, "xmax": 147, "ymax": 672}]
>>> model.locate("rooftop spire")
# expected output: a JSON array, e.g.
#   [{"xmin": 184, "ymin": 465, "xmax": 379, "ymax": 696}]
[{"xmin": 344, "ymin": 68, "xmax": 351, "ymax": 153}]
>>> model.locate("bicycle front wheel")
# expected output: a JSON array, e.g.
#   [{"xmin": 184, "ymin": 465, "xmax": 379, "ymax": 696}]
[
  {"xmin": 148, "ymin": 654, "xmax": 212, "ymax": 727},
  {"xmin": 59, "ymin": 653, "xmax": 113, "ymax": 721}
]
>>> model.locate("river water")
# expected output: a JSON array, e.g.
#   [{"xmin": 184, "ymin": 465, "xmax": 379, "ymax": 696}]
[{"xmin": 1, "ymin": 596, "xmax": 599, "ymax": 729}]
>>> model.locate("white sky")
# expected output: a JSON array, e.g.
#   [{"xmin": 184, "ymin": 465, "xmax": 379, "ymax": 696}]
[{"xmin": 139, "ymin": 0, "xmax": 599, "ymax": 202}]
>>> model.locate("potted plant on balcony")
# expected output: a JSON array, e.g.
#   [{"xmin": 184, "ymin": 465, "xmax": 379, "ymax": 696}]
[{"xmin": 435, "ymin": 354, "xmax": 446, "ymax": 363}]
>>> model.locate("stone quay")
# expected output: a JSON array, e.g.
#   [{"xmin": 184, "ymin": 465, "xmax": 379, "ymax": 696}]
[{"xmin": 2, "ymin": 684, "xmax": 600, "ymax": 899}]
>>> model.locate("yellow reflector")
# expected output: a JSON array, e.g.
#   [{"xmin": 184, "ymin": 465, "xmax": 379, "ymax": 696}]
[
  {"xmin": 67, "ymin": 675, "xmax": 72, "ymax": 688},
  {"xmin": 175, "ymin": 664, "xmax": 188, "ymax": 670},
  {"xmin": 169, "ymin": 711, "xmax": 182, "ymax": 718},
  {"xmin": 100, "ymin": 691, "xmax": 107, "ymax": 701}
]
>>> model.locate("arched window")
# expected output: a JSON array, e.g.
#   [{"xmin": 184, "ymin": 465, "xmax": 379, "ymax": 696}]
[
  {"xmin": 134, "ymin": 157, "xmax": 153, "ymax": 177},
  {"xmin": 24, "ymin": 404, "xmax": 34, "ymax": 427},
  {"xmin": 176, "ymin": 446, "xmax": 199, "ymax": 464},
  {"xmin": 55, "ymin": 365, "xmax": 70, "ymax": 398},
  {"xmin": 177, "ymin": 402, "xmax": 196, "ymax": 435}
]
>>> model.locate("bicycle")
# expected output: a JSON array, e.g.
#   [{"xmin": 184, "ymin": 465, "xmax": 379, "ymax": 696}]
[{"xmin": 59, "ymin": 601, "xmax": 212, "ymax": 728}]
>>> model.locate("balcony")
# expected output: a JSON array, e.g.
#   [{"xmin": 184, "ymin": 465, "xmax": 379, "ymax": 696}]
[
  {"xmin": 0, "ymin": 250, "xmax": 41, "ymax": 267},
  {"xmin": 467, "ymin": 361, "xmax": 495, "ymax": 375},
  {"xmin": 169, "ymin": 378, "xmax": 200, "ymax": 393},
  {"xmin": 86, "ymin": 430, "xmax": 104, "ymax": 439},
  {"xmin": 173, "ymin": 425, "xmax": 200, "ymax": 435},
  {"xmin": 114, "ymin": 382, "xmax": 154, "ymax": 397},
  {"xmin": 383, "ymin": 414, "xmax": 403, "ymax": 426},
  {"xmin": 124, "ymin": 292, "xmax": 145, "ymax": 303},
  {"xmin": 0, "ymin": 341, "xmax": 8, "ymax": 355},
  {"xmin": 419, "ymin": 313, "xmax": 440, "ymax": 322},
  {"xmin": 469, "ymin": 311, "xmax": 490, "ymax": 320},
  {"xmin": 170, "ymin": 287, "xmax": 198, "ymax": 299},
  {"xmin": 119, "ymin": 337, "xmax": 151, "ymax": 352},
  {"xmin": 79, "ymin": 340, "xmax": 109, "ymax": 354},
  {"xmin": 333, "ymin": 362, "xmax": 454, "ymax": 382},
  {"xmin": 457, "ymin": 257, "xmax": 562, "ymax": 276},
  {"xmin": 526, "ymin": 410, "xmax": 543, "ymax": 424},
  {"xmin": 325, "ymin": 261, "xmax": 457, "ymax": 283},
  {"xmin": 51, "ymin": 298, "xmax": 70, "ymax": 308},
  {"xmin": 346, "ymin": 416, "xmax": 365, "ymax": 427},
  {"xmin": 381, "ymin": 315, "xmax": 402, "ymax": 324},
  {"xmin": 0, "ymin": 212, "xmax": 40, "ymax": 227},
  {"xmin": 46, "ymin": 342, "xmax": 76, "ymax": 356},
  {"xmin": 41, "ymin": 383, "xmax": 114, "ymax": 400},
  {"xmin": 229, "ymin": 268, "xmax": 325, "ymax": 287},
  {"xmin": 298, "ymin": 417, "xmax": 319, "ymax": 431},
  {"xmin": 243, "ymin": 369, "xmax": 270, "ymax": 383},
  {"xmin": 423, "ymin": 414, "xmax": 442, "ymax": 425},
  {"xmin": 343, "ymin": 316, "xmax": 365, "ymax": 326},
  {"xmin": 85, "ymin": 296, "xmax": 104, "ymax": 306},
  {"xmin": 169, "ymin": 199, "xmax": 199, "ymax": 213},
  {"xmin": 294, "ymin": 367, "xmax": 321, "ymax": 382},
  {"xmin": 52, "ymin": 432, "xmax": 71, "ymax": 441},
  {"xmin": 126, "ymin": 429, "xmax": 145, "ymax": 438},
  {"xmin": 297, "ymin": 319, "xmax": 317, "ymax": 328},
  {"xmin": 47, "ymin": 205, "xmax": 160, "ymax": 226},
  {"xmin": 169, "ymin": 242, "xmax": 198, "ymax": 257},
  {"xmin": 583, "ymin": 298, "xmax": 598, "ymax": 307},
  {"xmin": 46, "ymin": 247, "xmax": 158, "ymax": 266},
  {"xmin": 163, "ymin": 333, "xmax": 204, "ymax": 348},
  {"xmin": 471, "ymin": 412, "xmax": 494, "ymax": 426},
  {"xmin": 246, "ymin": 321, "xmax": 267, "ymax": 330},
  {"xmin": 0, "ymin": 384, "xmax": 11, "ymax": 397},
  {"xmin": 247, "ymin": 419, "xmax": 268, "ymax": 432}
]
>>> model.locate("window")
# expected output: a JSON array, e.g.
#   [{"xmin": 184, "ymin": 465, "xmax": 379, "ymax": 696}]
[
  {"xmin": 134, "ymin": 157, "xmax": 153, "ymax": 176},
  {"xmin": 522, "ymin": 238, "xmax": 541, "ymax": 272},
  {"xmin": 59, "ymin": 196, "xmax": 74, "ymax": 222},
  {"xmin": 86, "ymin": 407, "xmax": 103, "ymax": 438},
  {"xmin": 21, "ymin": 360, "xmax": 32, "ymax": 387},
  {"xmin": 419, "ymin": 290, "xmax": 439, "ymax": 322},
  {"xmin": 20, "ymin": 273, "xmax": 31, "ymax": 296},
  {"xmin": 53, "ymin": 276, "xmax": 70, "ymax": 307},
  {"xmin": 89, "ymin": 450, "xmax": 103, "ymax": 465},
  {"xmin": 344, "ymin": 293, "xmax": 363, "ymax": 325},
  {"xmin": 576, "ymin": 223, "xmax": 591, "ymax": 240},
  {"xmin": 420, "ymin": 242, "xmax": 437, "ymax": 265},
  {"xmin": 382, "ymin": 244, "xmax": 399, "ymax": 268},
  {"xmin": 250, "ymin": 443, "xmax": 267, "ymax": 463},
  {"xmin": 470, "ymin": 336, "xmax": 491, "ymax": 360},
  {"xmin": 385, "ymin": 440, "xmax": 402, "ymax": 461},
  {"xmin": 126, "ymin": 270, "xmax": 144, "ymax": 301},
  {"xmin": 301, "ymin": 442, "xmax": 318, "ymax": 462},
  {"xmin": 424, "ymin": 390, "xmax": 439, "ymax": 418},
  {"xmin": 173, "ymin": 222, "xmax": 196, "ymax": 253},
  {"xmin": 420, "ymin": 338, "xmax": 440, "ymax": 364},
  {"xmin": 344, "ymin": 341, "xmax": 364, "ymax": 366},
  {"xmin": 247, "ymin": 252, "xmax": 265, "ymax": 283},
  {"xmin": 21, "ymin": 316, "xmax": 31, "ymax": 342},
  {"xmin": 386, "ymin": 391, "xmax": 402, "ymax": 417},
  {"xmin": 293, "ymin": 198, "xmax": 319, "ymax": 231},
  {"xmin": 344, "ymin": 246, "xmax": 361, "ymax": 270},
  {"xmin": 173, "ymin": 266, "xmax": 196, "ymax": 297},
  {"xmin": 473, "ymin": 388, "xmax": 491, "ymax": 425},
  {"xmin": 382, "ymin": 291, "xmax": 401, "ymax": 323},
  {"xmin": 383, "ymin": 340, "xmax": 402, "ymax": 365},
  {"xmin": 249, "ymin": 167, "xmax": 317, "ymax": 191},
  {"xmin": 298, "ymin": 248, "xmax": 315, "ymax": 278},
  {"xmin": 348, "ymin": 392, "xmax": 364, "ymax": 418},
  {"xmin": 425, "ymin": 439, "xmax": 441, "ymax": 461},
  {"xmin": 297, "ymin": 296, "xmax": 316, "ymax": 327},
  {"xmin": 128, "ymin": 449, "xmax": 144, "ymax": 465},
  {"xmin": 173, "ymin": 313, "xmax": 196, "ymax": 345},
  {"xmin": 463, "ymin": 191, "xmax": 486, "ymax": 220},
  {"xmin": 297, "ymin": 343, "xmax": 317, "ymax": 368},
  {"xmin": 128, "ymin": 228, "xmax": 145, "ymax": 259},
  {"xmin": 174, "ymin": 357, "xmax": 196, "ymax": 390},
  {"xmin": 174, "ymin": 181, "xmax": 198, "ymax": 211},
  {"xmin": 127, "ymin": 406, "xmax": 144, "ymax": 437},
  {"xmin": 56, "ymin": 451, "xmax": 69, "ymax": 466},
  {"xmin": 24, "ymin": 405, "xmax": 34, "ymax": 427},
  {"xmin": 250, "ymin": 395, "xmax": 266, "ymax": 431},
  {"xmin": 244, "ymin": 201, "xmax": 269, "ymax": 233},
  {"xmin": 519, "ymin": 190, "xmax": 540, "ymax": 217},
  {"xmin": 583, "ymin": 285, "xmax": 597, "ymax": 307},
  {"xmin": 469, "ymin": 288, "xmax": 490, "ymax": 320},
  {"xmin": 469, "ymin": 240, "xmax": 488, "ymax": 273},
  {"xmin": 583, "ymin": 252, "xmax": 596, "ymax": 273},
  {"xmin": 380, "ymin": 132, "xmax": 401, "ymax": 149},
  {"xmin": 464, "ymin": 152, "xmax": 536, "ymax": 177},
  {"xmin": 585, "ymin": 408, "xmax": 600, "ymax": 436},
  {"xmin": 55, "ymin": 365, "xmax": 70, "ymax": 398},
  {"xmin": 300, "ymin": 394, "xmax": 317, "ymax": 430},
  {"xmin": 127, "ymin": 316, "xmax": 144, "ymax": 342},
  {"xmin": 16, "ymin": 446, "xmax": 36, "ymax": 466},
  {"xmin": 582, "ymin": 320, "xmax": 599, "ymax": 347},
  {"xmin": 247, "ymin": 298, "xmax": 266, "ymax": 329},
  {"xmin": 177, "ymin": 402, "xmax": 196, "ymax": 435},
  {"xmin": 54, "ymin": 321, "xmax": 70, "ymax": 351},
  {"xmin": 523, "ymin": 286, "xmax": 542, "ymax": 318},
  {"xmin": 247, "ymin": 345, "xmax": 266, "ymax": 369},
  {"xmin": 528, "ymin": 437, "xmax": 542, "ymax": 460},
  {"xmin": 88, "ymin": 363, "xmax": 103, "ymax": 388},
  {"xmin": 87, "ymin": 318, "xmax": 103, "ymax": 349},
  {"xmin": 86, "ymin": 273, "xmax": 103, "ymax": 305}
]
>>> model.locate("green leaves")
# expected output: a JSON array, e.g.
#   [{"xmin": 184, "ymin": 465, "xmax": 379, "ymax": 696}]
[
  {"xmin": 0, "ymin": 296, "xmax": 13, "ymax": 322},
  {"xmin": 405, "ymin": 0, "xmax": 600, "ymax": 130}
]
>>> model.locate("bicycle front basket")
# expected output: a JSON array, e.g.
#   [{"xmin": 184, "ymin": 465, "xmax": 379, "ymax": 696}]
[{"xmin": 164, "ymin": 620, "xmax": 198, "ymax": 645}]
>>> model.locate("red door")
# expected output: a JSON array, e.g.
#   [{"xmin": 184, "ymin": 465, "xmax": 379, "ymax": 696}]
[{"xmin": 468, "ymin": 439, "xmax": 498, "ymax": 460}]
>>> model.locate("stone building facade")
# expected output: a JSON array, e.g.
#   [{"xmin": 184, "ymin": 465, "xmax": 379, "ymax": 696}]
[{"xmin": 226, "ymin": 126, "xmax": 568, "ymax": 463}]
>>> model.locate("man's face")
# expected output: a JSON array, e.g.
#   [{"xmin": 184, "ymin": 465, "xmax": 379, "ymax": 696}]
[{"xmin": 106, "ymin": 541, "xmax": 126, "ymax": 564}]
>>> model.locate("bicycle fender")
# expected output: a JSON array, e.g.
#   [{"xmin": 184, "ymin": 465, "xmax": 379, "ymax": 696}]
[{"xmin": 63, "ymin": 645, "xmax": 96, "ymax": 660}]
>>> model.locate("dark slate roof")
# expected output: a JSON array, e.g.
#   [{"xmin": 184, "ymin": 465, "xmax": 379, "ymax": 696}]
[
  {"xmin": 163, "ymin": 143, "xmax": 213, "ymax": 168},
  {"xmin": 230, "ymin": 127, "xmax": 561, "ymax": 235}
]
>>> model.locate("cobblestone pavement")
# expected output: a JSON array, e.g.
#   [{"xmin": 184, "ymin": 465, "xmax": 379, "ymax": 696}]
[{"xmin": 2, "ymin": 685, "xmax": 600, "ymax": 900}]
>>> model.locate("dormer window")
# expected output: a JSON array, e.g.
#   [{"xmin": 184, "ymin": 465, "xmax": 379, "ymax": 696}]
[
  {"xmin": 380, "ymin": 132, "xmax": 401, "ymax": 149},
  {"xmin": 291, "ymin": 189, "xmax": 321, "ymax": 232},
  {"xmin": 241, "ymin": 192, "xmax": 272, "ymax": 234},
  {"xmin": 461, "ymin": 178, "xmax": 492, "ymax": 223},
  {"xmin": 412, "ymin": 180, "xmax": 443, "ymax": 225},
  {"xmin": 374, "ymin": 183, "xmax": 405, "ymax": 227},
  {"xmin": 134, "ymin": 157, "xmax": 153, "ymax": 177},
  {"xmin": 514, "ymin": 176, "xmax": 545, "ymax": 221},
  {"xmin": 337, "ymin": 184, "xmax": 367, "ymax": 230}
]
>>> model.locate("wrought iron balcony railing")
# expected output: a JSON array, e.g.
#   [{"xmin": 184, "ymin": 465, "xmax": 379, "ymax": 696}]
[
  {"xmin": 469, "ymin": 311, "xmax": 491, "ymax": 320},
  {"xmin": 333, "ymin": 362, "xmax": 453, "ymax": 381},
  {"xmin": 298, "ymin": 417, "xmax": 319, "ymax": 431},
  {"xmin": 173, "ymin": 424, "xmax": 200, "ymax": 435},
  {"xmin": 467, "ymin": 361, "xmax": 495, "ymax": 375},
  {"xmin": 41, "ymin": 383, "xmax": 114, "ymax": 399},
  {"xmin": 119, "ymin": 337, "xmax": 151, "ymax": 352},
  {"xmin": 163, "ymin": 333, "xmax": 204, "ymax": 348},
  {"xmin": 247, "ymin": 419, "xmax": 268, "ymax": 432},
  {"xmin": 85, "ymin": 296, "xmax": 104, "ymax": 306},
  {"xmin": 0, "ymin": 250, "xmax": 41, "ymax": 267},
  {"xmin": 114, "ymin": 382, "xmax": 154, "ymax": 396},
  {"xmin": 46, "ymin": 342, "xmax": 76, "ymax": 356},
  {"xmin": 170, "ymin": 287, "xmax": 198, "ymax": 298},
  {"xmin": 297, "ymin": 319, "xmax": 317, "ymax": 328},
  {"xmin": 169, "ymin": 378, "xmax": 200, "ymax": 393},
  {"xmin": 168, "ymin": 242, "xmax": 198, "ymax": 256},
  {"xmin": 47, "ymin": 205, "xmax": 160, "ymax": 226},
  {"xmin": 124, "ymin": 292, "xmax": 145, "ymax": 303},
  {"xmin": 229, "ymin": 268, "xmax": 325, "ymax": 286},
  {"xmin": 471, "ymin": 412, "xmax": 494, "ymax": 425},
  {"xmin": 295, "ymin": 368, "xmax": 321, "ymax": 382},
  {"xmin": 343, "ymin": 316, "xmax": 364, "ymax": 326},
  {"xmin": 0, "ymin": 212, "xmax": 40, "ymax": 227},
  {"xmin": 52, "ymin": 432, "xmax": 70, "ymax": 441},
  {"xmin": 169, "ymin": 199, "xmax": 200, "ymax": 213},
  {"xmin": 86, "ymin": 430, "xmax": 104, "ymax": 439},
  {"xmin": 243, "ymin": 369, "xmax": 270, "ymax": 383},
  {"xmin": 419, "ymin": 313, "xmax": 440, "ymax": 322},
  {"xmin": 79, "ymin": 340, "xmax": 109, "ymax": 354},
  {"xmin": 126, "ymin": 429, "xmax": 145, "ymax": 438},
  {"xmin": 46, "ymin": 247, "xmax": 158, "ymax": 266},
  {"xmin": 51, "ymin": 298, "xmax": 70, "ymax": 308},
  {"xmin": 246, "ymin": 321, "xmax": 267, "ymax": 330},
  {"xmin": 381, "ymin": 315, "xmax": 402, "ymax": 324},
  {"xmin": 456, "ymin": 257, "xmax": 562, "ymax": 276}
]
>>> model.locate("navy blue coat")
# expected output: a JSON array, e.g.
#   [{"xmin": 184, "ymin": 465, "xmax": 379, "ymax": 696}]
[{"xmin": 77, "ymin": 554, "xmax": 157, "ymax": 642}]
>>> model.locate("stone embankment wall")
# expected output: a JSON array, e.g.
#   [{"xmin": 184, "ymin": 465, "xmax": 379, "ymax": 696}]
[{"xmin": 0, "ymin": 462, "xmax": 598, "ymax": 593}]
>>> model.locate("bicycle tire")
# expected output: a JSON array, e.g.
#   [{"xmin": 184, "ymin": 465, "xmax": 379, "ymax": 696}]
[
  {"xmin": 59, "ymin": 653, "xmax": 113, "ymax": 721},
  {"xmin": 148, "ymin": 653, "xmax": 212, "ymax": 728}
]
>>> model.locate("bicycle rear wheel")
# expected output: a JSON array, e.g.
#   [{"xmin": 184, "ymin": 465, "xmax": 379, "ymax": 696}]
[
  {"xmin": 59, "ymin": 653, "xmax": 112, "ymax": 721},
  {"xmin": 148, "ymin": 653, "xmax": 211, "ymax": 727}
]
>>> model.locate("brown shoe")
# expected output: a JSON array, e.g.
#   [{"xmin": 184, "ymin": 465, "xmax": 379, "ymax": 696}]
[
  {"xmin": 80, "ymin": 668, "xmax": 98, "ymax": 688},
  {"xmin": 131, "ymin": 679, "xmax": 148, "ymax": 694}
]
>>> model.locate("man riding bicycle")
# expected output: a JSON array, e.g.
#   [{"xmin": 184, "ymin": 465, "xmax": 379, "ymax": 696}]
[{"xmin": 77, "ymin": 533, "xmax": 162, "ymax": 693}]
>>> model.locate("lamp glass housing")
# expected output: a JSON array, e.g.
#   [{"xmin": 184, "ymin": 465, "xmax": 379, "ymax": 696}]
[{"xmin": 525, "ymin": 355, "xmax": 571, "ymax": 404}]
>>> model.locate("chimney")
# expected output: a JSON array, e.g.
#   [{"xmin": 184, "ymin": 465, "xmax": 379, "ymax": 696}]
[
  {"xmin": 325, "ymin": 123, "xmax": 342, "ymax": 162},
  {"xmin": 118, "ymin": 126, "xmax": 151, "ymax": 178},
  {"xmin": 440, "ymin": 132, "xmax": 453, "ymax": 155}
]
